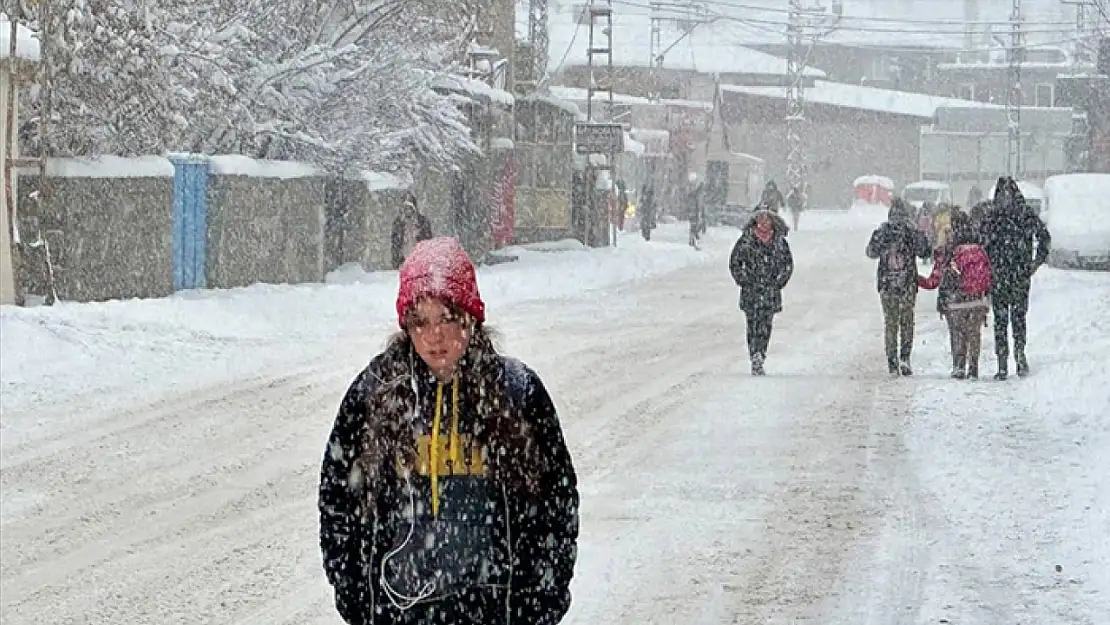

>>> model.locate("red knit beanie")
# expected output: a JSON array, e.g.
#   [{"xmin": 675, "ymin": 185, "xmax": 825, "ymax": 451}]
[{"xmin": 396, "ymin": 237, "xmax": 486, "ymax": 327}]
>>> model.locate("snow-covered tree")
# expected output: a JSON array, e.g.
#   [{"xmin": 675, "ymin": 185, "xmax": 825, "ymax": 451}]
[
  {"xmin": 163, "ymin": 0, "xmax": 487, "ymax": 173},
  {"xmin": 21, "ymin": 0, "xmax": 188, "ymax": 157}
]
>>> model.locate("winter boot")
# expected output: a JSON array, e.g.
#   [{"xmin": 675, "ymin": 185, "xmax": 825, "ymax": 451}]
[
  {"xmin": 967, "ymin": 358, "xmax": 979, "ymax": 380},
  {"xmin": 1015, "ymin": 349, "xmax": 1030, "ymax": 378},
  {"xmin": 899, "ymin": 360, "xmax": 914, "ymax": 376},
  {"xmin": 751, "ymin": 353, "xmax": 766, "ymax": 376},
  {"xmin": 994, "ymin": 345, "xmax": 1009, "ymax": 380},
  {"xmin": 951, "ymin": 368, "xmax": 966, "ymax": 379},
  {"xmin": 887, "ymin": 357, "xmax": 900, "ymax": 378}
]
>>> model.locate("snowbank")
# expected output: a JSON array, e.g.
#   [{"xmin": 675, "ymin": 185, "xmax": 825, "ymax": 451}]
[
  {"xmin": 0, "ymin": 223, "xmax": 737, "ymax": 419},
  {"xmin": 44, "ymin": 156, "xmax": 175, "ymax": 178},
  {"xmin": 0, "ymin": 14, "xmax": 39, "ymax": 61},
  {"xmin": 208, "ymin": 155, "xmax": 320, "ymax": 179},
  {"xmin": 902, "ymin": 268, "xmax": 1110, "ymax": 622}
]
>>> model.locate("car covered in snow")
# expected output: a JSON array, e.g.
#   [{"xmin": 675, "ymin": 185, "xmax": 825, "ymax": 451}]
[
  {"xmin": 1042, "ymin": 173, "xmax": 1110, "ymax": 271},
  {"xmin": 901, "ymin": 180, "xmax": 952, "ymax": 210}
]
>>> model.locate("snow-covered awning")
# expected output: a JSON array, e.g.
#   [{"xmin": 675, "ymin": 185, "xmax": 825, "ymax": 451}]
[
  {"xmin": 1, "ymin": 13, "xmax": 40, "ymax": 62},
  {"xmin": 430, "ymin": 72, "xmax": 514, "ymax": 109},
  {"xmin": 853, "ymin": 175, "xmax": 894, "ymax": 189}
]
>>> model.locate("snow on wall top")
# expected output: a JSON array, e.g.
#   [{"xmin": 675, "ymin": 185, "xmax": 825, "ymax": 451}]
[
  {"xmin": 208, "ymin": 155, "xmax": 320, "ymax": 179},
  {"xmin": 0, "ymin": 14, "xmax": 39, "ymax": 62},
  {"xmin": 45, "ymin": 156, "xmax": 175, "ymax": 178},
  {"xmin": 547, "ymin": 8, "xmax": 824, "ymax": 78},
  {"xmin": 721, "ymin": 80, "xmax": 1001, "ymax": 119}
]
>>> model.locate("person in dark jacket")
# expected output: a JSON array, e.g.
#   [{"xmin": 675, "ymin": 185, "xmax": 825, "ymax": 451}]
[
  {"xmin": 866, "ymin": 197, "xmax": 933, "ymax": 376},
  {"xmin": 319, "ymin": 237, "xmax": 579, "ymax": 625},
  {"xmin": 760, "ymin": 180, "xmax": 786, "ymax": 213},
  {"xmin": 980, "ymin": 176, "xmax": 1051, "ymax": 379},
  {"xmin": 391, "ymin": 192, "xmax": 434, "ymax": 269},
  {"xmin": 729, "ymin": 206, "xmax": 794, "ymax": 375},
  {"xmin": 639, "ymin": 182, "xmax": 658, "ymax": 241}
]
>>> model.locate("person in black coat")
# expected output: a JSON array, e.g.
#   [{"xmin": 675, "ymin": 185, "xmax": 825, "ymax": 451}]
[
  {"xmin": 391, "ymin": 192, "xmax": 434, "ymax": 269},
  {"xmin": 980, "ymin": 176, "xmax": 1051, "ymax": 379},
  {"xmin": 320, "ymin": 238, "xmax": 579, "ymax": 625},
  {"xmin": 866, "ymin": 198, "xmax": 933, "ymax": 376},
  {"xmin": 729, "ymin": 206, "xmax": 794, "ymax": 375}
]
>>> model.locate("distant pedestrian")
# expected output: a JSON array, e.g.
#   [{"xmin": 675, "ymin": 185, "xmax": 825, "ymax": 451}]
[
  {"xmin": 729, "ymin": 206, "xmax": 794, "ymax": 375},
  {"xmin": 391, "ymin": 192, "xmax": 433, "ymax": 269},
  {"xmin": 866, "ymin": 197, "xmax": 932, "ymax": 376}
]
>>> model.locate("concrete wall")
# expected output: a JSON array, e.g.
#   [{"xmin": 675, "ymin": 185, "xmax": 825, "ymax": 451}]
[
  {"xmin": 16, "ymin": 165, "xmax": 176, "ymax": 302},
  {"xmin": 205, "ymin": 171, "xmax": 326, "ymax": 289}
]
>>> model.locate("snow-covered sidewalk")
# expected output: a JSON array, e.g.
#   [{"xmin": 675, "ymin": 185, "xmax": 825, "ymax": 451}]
[{"xmin": 0, "ymin": 223, "xmax": 732, "ymax": 439}]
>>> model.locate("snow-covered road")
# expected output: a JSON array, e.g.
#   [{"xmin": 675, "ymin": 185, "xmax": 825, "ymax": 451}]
[{"xmin": 1, "ymin": 217, "xmax": 1106, "ymax": 624}]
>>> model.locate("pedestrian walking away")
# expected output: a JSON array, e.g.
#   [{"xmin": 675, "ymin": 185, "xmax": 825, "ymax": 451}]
[
  {"xmin": 318, "ymin": 237, "xmax": 580, "ymax": 625},
  {"xmin": 980, "ymin": 176, "xmax": 1051, "ymax": 379},
  {"xmin": 918, "ymin": 210, "xmax": 993, "ymax": 379},
  {"xmin": 729, "ymin": 206, "xmax": 794, "ymax": 376},
  {"xmin": 866, "ymin": 197, "xmax": 933, "ymax": 376}
]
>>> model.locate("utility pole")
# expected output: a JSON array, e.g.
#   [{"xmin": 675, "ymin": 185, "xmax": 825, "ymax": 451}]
[
  {"xmin": 1006, "ymin": 0, "xmax": 1024, "ymax": 177},
  {"xmin": 1062, "ymin": 0, "xmax": 1097, "ymax": 69},
  {"xmin": 647, "ymin": 1, "xmax": 712, "ymax": 102},
  {"xmin": 785, "ymin": 0, "xmax": 841, "ymax": 206},
  {"xmin": 578, "ymin": 0, "xmax": 621, "ymax": 246},
  {"xmin": 527, "ymin": 0, "xmax": 549, "ymax": 83}
]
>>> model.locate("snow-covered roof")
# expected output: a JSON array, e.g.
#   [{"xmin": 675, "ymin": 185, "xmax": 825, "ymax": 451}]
[
  {"xmin": 547, "ymin": 86, "xmax": 712, "ymax": 111},
  {"xmin": 854, "ymin": 175, "xmax": 895, "ymax": 189},
  {"xmin": 430, "ymin": 73, "xmax": 514, "ymax": 108},
  {"xmin": 517, "ymin": 92, "xmax": 581, "ymax": 117},
  {"xmin": 546, "ymin": 8, "xmax": 824, "ymax": 78},
  {"xmin": 721, "ymin": 80, "xmax": 1001, "ymax": 119},
  {"xmin": 0, "ymin": 14, "xmax": 40, "ymax": 62},
  {"xmin": 362, "ymin": 170, "xmax": 408, "ymax": 191},
  {"xmin": 623, "ymin": 133, "xmax": 645, "ymax": 156}
]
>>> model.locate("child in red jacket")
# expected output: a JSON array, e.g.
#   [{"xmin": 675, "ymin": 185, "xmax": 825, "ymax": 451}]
[{"xmin": 919, "ymin": 211, "xmax": 993, "ymax": 379}]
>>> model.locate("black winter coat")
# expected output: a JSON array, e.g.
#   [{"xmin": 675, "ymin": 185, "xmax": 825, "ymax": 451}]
[
  {"xmin": 866, "ymin": 221, "xmax": 931, "ymax": 293},
  {"xmin": 729, "ymin": 216, "xmax": 794, "ymax": 314},
  {"xmin": 319, "ymin": 344, "xmax": 579, "ymax": 625},
  {"xmin": 980, "ymin": 199, "xmax": 1051, "ymax": 294}
]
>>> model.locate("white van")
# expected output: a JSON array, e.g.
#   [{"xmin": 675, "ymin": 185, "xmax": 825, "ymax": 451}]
[
  {"xmin": 1042, "ymin": 173, "xmax": 1110, "ymax": 271},
  {"xmin": 901, "ymin": 181, "xmax": 952, "ymax": 210}
]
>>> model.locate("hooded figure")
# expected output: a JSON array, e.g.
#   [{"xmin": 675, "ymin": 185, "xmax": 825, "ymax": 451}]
[
  {"xmin": 728, "ymin": 207, "xmax": 794, "ymax": 375},
  {"xmin": 866, "ymin": 198, "xmax": 933, "ymax": 376},
  {"xmin": 919, "ymin": 210, "xmax": 993, "ymax": 379},
  {"xmin": 760, "ymin": 180, "xmax": 785, "ymax": 213},
  {"xmin": 319, "ymin": 237, "xmax": 579, "ymax": 625},
  {"xmin": 391, "ymin": 192, "xmax": 434, "ymax": 269},
  {"xmin": 979, "ymin": 176, "xmax": 1051, "ymax": 379}
]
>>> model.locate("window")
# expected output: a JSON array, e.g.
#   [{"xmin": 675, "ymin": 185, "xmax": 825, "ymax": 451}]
[
  {"xmin": 1035, "ymin": 83, "xmax": 1054, "ymax": 107},
  {"xmin": 956, "ymin": 83, "xmax": 975, "ymax": 100}
]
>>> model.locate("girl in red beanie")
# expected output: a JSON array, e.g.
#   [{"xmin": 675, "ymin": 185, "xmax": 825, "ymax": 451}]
[{"xmin": 319, "ymin": 237, "xmax": 580, "ymax": 625}]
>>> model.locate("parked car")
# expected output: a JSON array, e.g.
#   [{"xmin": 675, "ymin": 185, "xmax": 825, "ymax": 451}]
[
  {"xmin": 1043, "ymin": 173, "xmax": 1110, "ymax": 271},
  {"xmin": 901, "ymin": 180, "xmax": 952, "ymax": 211}
]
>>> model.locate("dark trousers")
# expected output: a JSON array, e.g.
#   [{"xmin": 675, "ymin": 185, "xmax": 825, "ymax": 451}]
[
  {"xmin": 947, "ymin": 307, "xmax": 988, "ymax": 376},
  {"xmin": 744, "ymin": 309, "xmax": 774, "ymax": 360},
  {"xmin": 880, "ymin": 290, "xmax": 917, "ymax": 367},
  {"xmin": 992, "ymin": 284, "xmax": 1030, "ymax": 360}
]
